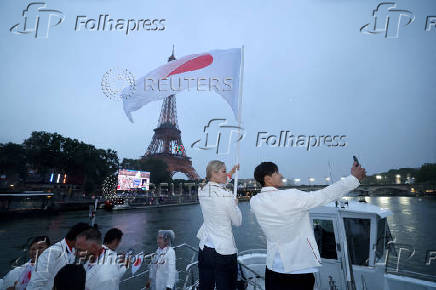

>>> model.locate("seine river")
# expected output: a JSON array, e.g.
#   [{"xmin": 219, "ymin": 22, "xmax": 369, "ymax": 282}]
[{"xmin": 1, "ymin": 196, "xmax": 435, "ymax": 289}]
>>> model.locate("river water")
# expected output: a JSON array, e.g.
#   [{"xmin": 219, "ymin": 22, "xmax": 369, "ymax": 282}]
[{"xmin": 1, "ymin": 196, "xmax": 435, "ymax": 289}]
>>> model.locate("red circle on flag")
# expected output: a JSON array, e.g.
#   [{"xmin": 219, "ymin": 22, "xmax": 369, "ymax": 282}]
[
  {"xmin": 134, "ymin": 257, "xmax": 142, "ymax": 266},
  {"xmin": 167, "ymin": 54, "xmax": 213, "ymax": 77}
]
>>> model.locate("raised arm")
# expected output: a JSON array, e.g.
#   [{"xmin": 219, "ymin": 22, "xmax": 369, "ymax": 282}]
[{"xmin": 286, "ymin": 162, "xmax": 366, "ymax": 210}]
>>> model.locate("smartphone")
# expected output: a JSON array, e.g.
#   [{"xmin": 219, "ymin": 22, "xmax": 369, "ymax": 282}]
[{"xmin": 353, "ymin": 155, "xmax": 360, "ymax": 167}]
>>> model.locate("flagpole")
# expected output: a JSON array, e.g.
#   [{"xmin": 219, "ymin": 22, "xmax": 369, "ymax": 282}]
[{"xmin": 233, "ymin": 45, "xmax": 244, "ymax": 198}]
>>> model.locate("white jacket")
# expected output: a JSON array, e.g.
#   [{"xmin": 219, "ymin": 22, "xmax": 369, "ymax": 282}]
[
  {"xmin": 250, "ymin": 175, "xmax": 359, "ymax": 273},
  {"xmin": 27, "ymin": 238, "xmax": 75, "ymax": 290},
  {"xmin": 149, "ymin": 247, "xmax": 176, "ymax": 290},
  {"xmin": 0, "ymin": 260, "xmax": 32, "ymax": 290},
  {"xmin": 197, "ymin": 182, "xmax": 242, "ymax": 255},
  {"xmin": 102, "ymin": 245, "xmax": 127, "ymax": 280},
  {"xmin": 85, "ymin": 247, "xmax": 122, "ymax": 290}
]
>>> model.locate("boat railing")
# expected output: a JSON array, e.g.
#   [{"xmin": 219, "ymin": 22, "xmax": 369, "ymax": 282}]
[{"xmin": 119, "ymin": 243, "xmax": 265, "ymax": 289}]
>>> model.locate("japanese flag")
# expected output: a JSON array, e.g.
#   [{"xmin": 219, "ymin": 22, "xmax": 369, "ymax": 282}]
[
  {"xmin": 122, "ymin": 48, "xmax": 242, "ymax": 122},
  {"xmin": 131, "ymin": 253, "xmax": 143, "ymax": 275}
]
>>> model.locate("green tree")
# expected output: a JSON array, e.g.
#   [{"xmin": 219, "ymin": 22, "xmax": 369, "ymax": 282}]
[
  {"xmin": 416, "ymin": 163, "xmax": 436, "ymax": 184},
  {"xmin": 0, "ymin": 142, "xmax": 27, "ymax": 180}
]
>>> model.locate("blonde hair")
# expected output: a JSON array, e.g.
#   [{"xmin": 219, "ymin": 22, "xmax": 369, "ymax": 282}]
[{"xmin": 206, "ymin": 160, "xmax": 226, "ymax": 180}]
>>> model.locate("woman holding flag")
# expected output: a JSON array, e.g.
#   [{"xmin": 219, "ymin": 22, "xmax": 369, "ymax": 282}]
[{"xmin": 197, "ymin": 161, "xmax": 241, "ymax": 290}]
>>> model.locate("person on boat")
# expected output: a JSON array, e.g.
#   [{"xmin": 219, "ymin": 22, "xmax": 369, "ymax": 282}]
[
  {"xmin": 27, "ymin": 222, "xmax": 92, "ymax": 290},
  {"xmin": 250, "ymin": 161, "xmax": 366, "ymax": 290},
  {"xmin": 53, "ymin": 264, "xmax": 86, "ymax": 290},
  {"xmin": 197, "ymin": 160, "xmax": 242, "ymax": 290},
  {"xmin": 103, "ymin": 228, "xmax": 123, "ymax": 252},
  {"xmin": 1, "ymin": 236, "xmax": 50, "ymax": 290},
  {"xmin": 103, "ymin": 228, "xmax": 127, "ymax": 283},
  {"xmin": 146, "ymin": 230, "xmax": 177, "ymax": 290},
  {"xmin": 75, "ymin": 227, "xmax": 121, "ymax": 290}
]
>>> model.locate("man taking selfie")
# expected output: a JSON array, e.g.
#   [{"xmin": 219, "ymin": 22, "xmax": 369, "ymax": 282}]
[{"xmin": 250, "ymin": 160, "xmax": 366, "ymax": 290}]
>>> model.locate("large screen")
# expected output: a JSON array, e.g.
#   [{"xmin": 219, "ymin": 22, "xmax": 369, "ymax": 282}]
[{"xmin": 117, "ymin": 169, "xmax": 150, "ymax": 191}]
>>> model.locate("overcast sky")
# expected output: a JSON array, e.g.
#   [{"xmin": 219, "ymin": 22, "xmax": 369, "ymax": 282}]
[{"xmin": 0, "ymin": 0, "xmax": 435, "ymax": 182}]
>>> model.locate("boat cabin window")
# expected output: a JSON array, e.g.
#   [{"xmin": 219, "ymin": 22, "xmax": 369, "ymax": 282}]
[
  {"xmin": 376, "ymin": 218, "xmax": 387, "ymax": 261},
  {"xmin": 343, "ymin": 218, "xmax": 370, "ymax": 266},
  {"xmin": 313, "ymin": 219, "xmax": 337, "ymax": 259}
]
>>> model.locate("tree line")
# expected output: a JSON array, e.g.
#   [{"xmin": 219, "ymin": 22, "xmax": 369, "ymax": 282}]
[{"xmin": 0, "ymin": 131, "xmax": 119, "ymax": 193}]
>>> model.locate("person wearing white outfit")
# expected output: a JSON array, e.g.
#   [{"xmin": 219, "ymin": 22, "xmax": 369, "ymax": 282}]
[
  {"xmin": 197, "ymin": 160, "xmax": 242, "ymax": 290},
  {"xmin": 1, "ymin": 236, "xmax": 50, "ymax": 290},
  {"xmin": 27, "ymin": 223, "xmax": 91, "ymax": 290},
  {"xmin": 103, "ymin": 228, "xmax": 127, "ymax": 282},
  {"xmin": 250, "ymin": 161, "xmax": 366, "ymax": 290},
  {"xmin": 147, "ymin": 230, "xmax": 177, "ymax": 290},
  {"xmin": 75, "ymin": 228, "xmax": 121, "ymax": 290}
]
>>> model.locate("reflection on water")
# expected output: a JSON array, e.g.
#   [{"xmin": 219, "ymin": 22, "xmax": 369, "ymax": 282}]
[{"xmin": 1, "ymin": 197, "xmax": 435, "ymax": 287}]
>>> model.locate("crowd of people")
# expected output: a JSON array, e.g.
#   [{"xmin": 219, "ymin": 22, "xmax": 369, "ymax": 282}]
[
  {"xmin": 1, "ymin": 159, "xmax": 366, "ymax": 290},
  {"xmin": 0, "ymin": 225, "xmax": 177, "ymax": 290}
]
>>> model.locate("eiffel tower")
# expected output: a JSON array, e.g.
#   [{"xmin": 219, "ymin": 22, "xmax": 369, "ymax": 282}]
[{"xmin": 142, "ymin": 47, "xmax": 200, "ymax": 180}]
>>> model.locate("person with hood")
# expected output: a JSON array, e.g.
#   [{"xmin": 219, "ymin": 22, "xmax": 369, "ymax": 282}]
[{"xmin": 146, "ymin": 230, "xmax": 177, "ymax": 290}]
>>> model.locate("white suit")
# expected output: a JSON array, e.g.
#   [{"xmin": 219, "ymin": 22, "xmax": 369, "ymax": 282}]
[
  {"xmin": 250, "ymin": 175, "xmax": 359, "ymax": 273},
  {"xmin": 149, "ymin": 247, "xmax": 176, "ymax": 290},
  {"xmin": 84, "ymin": 247, "xmax": 123, "ymax": 290},
  {"xmin": 102, "ymin": 245, "xmax": 127, "ymax": 282},
  {"xmin": 27, "ymin": 239, "xmax": 75, "ymax": 290},
  {"xmin": 197, "ymin": 182, "xmax": 242, "ymax": 255},
  {"xmin": 0, "ymin": 260, "xmax": 33, "ymax": 290}
]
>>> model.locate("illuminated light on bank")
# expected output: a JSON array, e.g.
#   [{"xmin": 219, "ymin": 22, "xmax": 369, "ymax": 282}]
[
  {"xmin": 63, "ymin": 174, "xmax": 67, "ymax": 184},
  {"xmin": 56, "ymin": 174, "xmax": 61, "ymax": 183},
  {"xmin": 294, "ymin": 178, "xmax": 301, "ymax": 183},
  {"xmin": 376, "ymin": 175, "xmax": 382, "ymax": 180},
  {"xmin": 50, "ymin": 173, "xmax": 54, "ymax": 183}
]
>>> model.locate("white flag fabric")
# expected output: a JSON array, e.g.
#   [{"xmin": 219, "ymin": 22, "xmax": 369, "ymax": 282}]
[{"xmin": 122, "ymin": 48, "xmax": 242, "ymax": 123}]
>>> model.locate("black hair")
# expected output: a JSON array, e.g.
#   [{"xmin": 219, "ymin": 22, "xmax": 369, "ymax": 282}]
[
  {"xmin": 77, "ymin": 228, "xmax": 102, "ymax": 245},
  {"xmin": 54, "ymin": 264, "xmax": 86, "ymax": 290},
  {"xmin": 254, "ymin": 162, "xmax": 279, "ymax": 187},
  {"xmin": 30, "ymin": 236, "xmax": 51, "ymax": 247},
  {"xmin": 65, "ymin": 223, "xmax": 92, "ymax": 241},
  {"xmin": 103, "ymin": 228, "xmax": 123, "ymax": 244}
]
